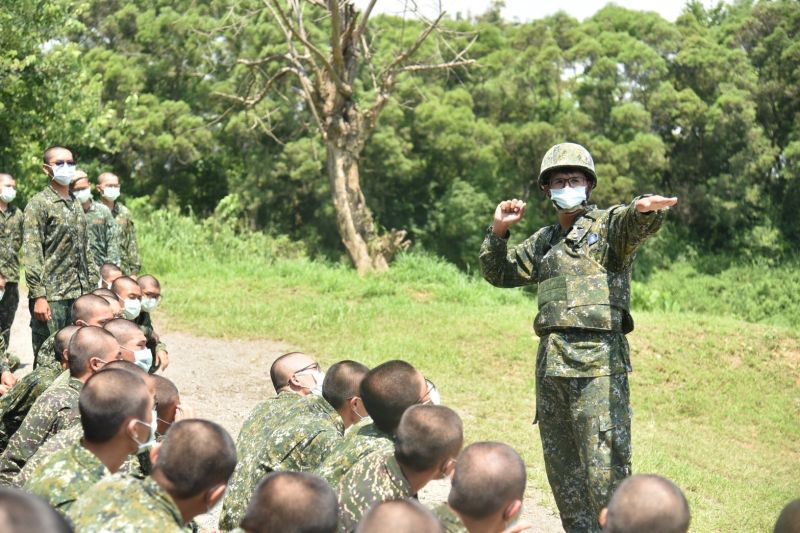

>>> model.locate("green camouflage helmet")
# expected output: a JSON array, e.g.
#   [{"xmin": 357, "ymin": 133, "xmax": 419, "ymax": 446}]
[{"xmin": 538, "ymin": 143, "xmax": 597, "ymax": 189}]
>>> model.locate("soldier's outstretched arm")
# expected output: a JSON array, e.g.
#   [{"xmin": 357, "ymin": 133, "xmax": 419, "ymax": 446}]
[{"xmin": 608, "ymin": 194, "xmax": 678, "ymax": 270}]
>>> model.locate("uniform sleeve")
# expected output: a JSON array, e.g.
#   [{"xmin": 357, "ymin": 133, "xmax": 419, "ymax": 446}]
[
  {"xmin": 105, "ymin": 211, "xmax": 122, "ymax": 267},
  {"xmin": 479, "ymin": 228, "xmax": 544, "ymax": 288},
  {"xmin": 606, "ymin": 197, "xmax": 668, "ymax": 271},
  {"xmin": 22, "ymin": 200, "xmax": 47, "ymax": 300},
  {"xmin": 126, "ymin": 216, "xmax": 142, "ymax": 275},
  {"xmin": 300, "ymin": 430, "xmax": 342, "ymax": 472}
]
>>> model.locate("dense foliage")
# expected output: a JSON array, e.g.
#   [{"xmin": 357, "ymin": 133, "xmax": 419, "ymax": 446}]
[{"xmin": 2, "ymin": 0, "xmax": 798, "ymax": 270}]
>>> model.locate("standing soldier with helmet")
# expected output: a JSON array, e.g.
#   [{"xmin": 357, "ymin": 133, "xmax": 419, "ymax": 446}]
[{"xmin": 479, "ymin": 143, "xmax": 677, "ymax": 532}]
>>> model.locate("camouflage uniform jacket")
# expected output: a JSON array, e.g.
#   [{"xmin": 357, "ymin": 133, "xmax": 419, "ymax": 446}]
[
  {"xmin": 68, "ymin": 474, "xmax": 185, "ymax": 532},
  {"xmin": 84, "ymin": 200, "xmax": 121, "ymax": 269},
  {"xmin": 479, "ymin": 199, "xmax": 666, "ymax": 377},
  {"xmin": 23, "ymin": 185, "xmax": 95, "ymax": 300},
  {"xmin": 23, "ymin": 440, "xmax": 109, "ymax": 514},
  {"xmin": 315, "ymin": 419, "xmax": 394, "ymax": 487},
  {"xmin": 111, "ymin": 202, "xmax": 141, "ymax": 276},
  {"xmin": 0, "ymin": 365, "xmax": 61, "ymax": 452},
  {"xmin": 432, "ymin": 503, "xmax": 469, "ymax": 533},
  {"xmin": 336, "ymin": 450, "xmax": 412, "ymax": 533},
  {"xmin": 33, "ymin": 330, "xmax": 62, "ymax": 370},
  {"xmin": 135, "ymin": 312, "xmax": 168, "ymax": 359},
  {"xmin": 0, "ymin": 204, "xmax": 23, "ymax": 282},
  {"xmin": 0, "ymin": 376, "xmax": 82, "ymax": 485},
  {"xmin": 17, "ymin": 421, "xmax": 82, "ymax": 487},
  {"xmin": 218, "ymin": 394, "xmax": 343, "ymax": 532},
  {"xmin": 0, "ymin": 337, "xmax": 8, "ymax": 374}
]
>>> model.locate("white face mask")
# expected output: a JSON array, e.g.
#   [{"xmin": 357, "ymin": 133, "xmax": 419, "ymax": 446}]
[
  {"xmin": 102, "ymin": 186, "xmax": 121, "ymax": 200},
  {"xmin": 132, "ymin": 411, "xmax": 158, "ymax": 452},
  {"xmin": 50, "ymin": 164, "xmax": 76, "ymax": 186},
  {"xmin": 298, "ymin": 370, "xmax": 326, "ymax": 396},
  {"xmin": 73, "ymin": 188, "xmax": 92, "ymax": 203},
  {"xmin": 141, "ymin": 296, "xmax": 160, "ymax": 313},
  {"xmin": 550, "ymin": 185, "xmax": 587, "ymax": 212},
  {"xmin": 0, "ymin": 187, "xmax": 16, "ymax": 203},
  {"xmin": 0, "ymin": 290, "xmax": 5, "ymax": 301},
  {"xmin": 132, "ymin": 348, "xmax": 153, "ymax": 372},
  {"xmin": 123, "ymin": 298, "xmax": 142, "ymax": 319}
]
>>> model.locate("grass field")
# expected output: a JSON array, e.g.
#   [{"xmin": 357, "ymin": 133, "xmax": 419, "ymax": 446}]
[{"xmin": 139, "ymin": 206, "xmax": 799, "ymax": 532}]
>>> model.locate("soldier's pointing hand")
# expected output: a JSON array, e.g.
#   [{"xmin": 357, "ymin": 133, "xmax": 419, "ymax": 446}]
[
  {"xmin": 492, "ymin": 199, "xmax": 527, "ymax": 237},
  {"xmin": 636, "ymin": 195, "xmax": 678, "ymax": 212}
]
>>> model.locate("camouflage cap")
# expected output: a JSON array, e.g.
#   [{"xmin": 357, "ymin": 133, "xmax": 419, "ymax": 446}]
[{"xmin": 538, "ymin": 143, "xmax": 597, "ymax": 189}]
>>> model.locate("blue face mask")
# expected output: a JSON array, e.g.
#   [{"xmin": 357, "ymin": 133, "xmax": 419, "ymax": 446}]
[{"xmin": 550, "ymin": 185, "xmax": 587, "ymax": 212}]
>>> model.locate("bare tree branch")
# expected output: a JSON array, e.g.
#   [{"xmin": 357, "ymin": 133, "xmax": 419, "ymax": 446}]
[
  {"xmin": 353, "ymin": 0, "xmax": 377, "ymax": 42},
  {"xmin": 378, "ymin": 11, "xmax": 446, "ymax": 88},
  {"xmin": 269, "ymin": 0, "xmax": 352, "ymax": 97},
  {"xmin": 213, "ymin": 66, "xmax": 297, "ymax": 107},
  {"xmin": 399, "ymin": 59, "xmax": 475, "ymax": 72},
  {"xmin": 328, "ymin": 0, "xmax": 346, "ymax": 74}
]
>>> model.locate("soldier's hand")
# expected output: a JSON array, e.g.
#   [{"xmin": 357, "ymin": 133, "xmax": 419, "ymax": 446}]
[
  {"xmin": 636, "ymin": 195, "xmax": 678, "ymax": 212},
  {"xmin": 502, "ymin": 523, "xmax": 533, "ymax": 533},
  {"xmin": 492, "ymin": 199, "xmax": 527, "ymax": 236},
  {"xmin": 156, "ymin": 349, "xmax": 170, "ymax": 371},
  {"xmin": 33, "ymin": 297, "xmax": 52, "ymax": 323},
  {"xmin": 1, "ymin": 371, "xmax": 17, "ymax": 389}
]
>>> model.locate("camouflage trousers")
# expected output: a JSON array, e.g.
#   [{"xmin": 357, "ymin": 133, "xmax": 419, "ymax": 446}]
[
  {"xmin": 29, "ymin": 299, "xmax": 74, "ymax": 360},
  {"xmin": 536, "ymin": 368, "xmax": 632, "ymax": 533},
  {"xmin": 0, "ymin": 283, "xmax": 19, "ymax": 349}
]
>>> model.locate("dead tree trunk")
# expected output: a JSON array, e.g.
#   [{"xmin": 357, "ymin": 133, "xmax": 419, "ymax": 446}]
[{"xmin": 219, "ymin": 0, "xmax": 474, "ymax": 273}]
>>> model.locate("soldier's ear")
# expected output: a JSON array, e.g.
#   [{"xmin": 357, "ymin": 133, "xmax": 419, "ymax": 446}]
[
  {"xmin": 149, "ymin": 441, "xmax": 162, "ymax": 465},
  {"xmin": 599, "ymin": 507, "xmax": 608, "ymax": 528},
  {"xmin": 502, "ymin": 499, "xmax": 522, "ymax": 522},
  {"xmin": 206, "ymin": 483, "xmax": 227, "ymax": 510}
]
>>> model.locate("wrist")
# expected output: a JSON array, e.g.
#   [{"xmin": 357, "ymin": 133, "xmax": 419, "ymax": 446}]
[{"xmin": 491, "ymin": 222, "xmax": 509, "ymax": 237}]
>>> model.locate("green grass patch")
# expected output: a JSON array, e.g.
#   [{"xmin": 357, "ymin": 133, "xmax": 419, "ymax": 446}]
[{"xmin": 138, "ymin": 206, "xmax": 799, "ymax": 532}]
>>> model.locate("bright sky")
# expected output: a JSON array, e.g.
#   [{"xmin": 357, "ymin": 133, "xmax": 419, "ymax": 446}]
[{"xmin": 352, "ymin": 0, "xmax": 720, "ymax": 22}]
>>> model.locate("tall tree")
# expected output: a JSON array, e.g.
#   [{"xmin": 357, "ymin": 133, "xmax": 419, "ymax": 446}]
[{"xmin": 219, "ymin": 0, "xmax": 473, "ymax": 273}]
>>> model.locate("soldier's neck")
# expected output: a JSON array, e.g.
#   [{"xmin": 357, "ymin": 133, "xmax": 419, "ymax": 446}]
[
  {"xmin": 456, "ymin": 507, "xmax": 506, "ymax": 533},
  {"xmin": 0, "ymin": 201, "xmax": 7, "ymax": 212},
  {"xmin": 81, "ymin": 438, "xmax": 128, "ymax": 474},
  {"xmin": 100, "ymin": 197, "xmax": 115, "ymax": 209},
  {"xmin": 81, "ymin": 200, "xmax": 91, "ymax": 212},
  {"xmin": 557, "ymin": 209, "xmax": 585, "ymax": 231},
  {"xmin": 50, "ymin": 181, "xmax": 71, "ymax": 200},
  {"xmin": 397, "ymin": 460, "xmax": 435, "ymax": 494}
]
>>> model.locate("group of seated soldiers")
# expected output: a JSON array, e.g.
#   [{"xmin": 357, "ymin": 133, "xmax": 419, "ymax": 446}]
[{"xmin": 0, "ymin": 274, "xmax": 796, "ymax": 533}]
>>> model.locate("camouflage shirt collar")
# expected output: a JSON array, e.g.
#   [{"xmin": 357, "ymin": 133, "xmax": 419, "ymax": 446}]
[
  {"xmin": 44, "ymin": 184, "xmax": 75, "ymax": 205},
  {"xmin": 68, "ymin": 376, "xmax": 84, "ymax": 393},
  {"xmin": 141, "ymin": 476, "xmax": 185, "ymax": 527},
  {"xmin": 384, "ymin": 454, "xmax": 413, "ymax": 496},
  {"xmin": 0, "ymin": 204, "xmax": 17, "ymax": 218},
  {"xmin": 73, "ymin": 441, "xmax": 111, "ymax": 477}
]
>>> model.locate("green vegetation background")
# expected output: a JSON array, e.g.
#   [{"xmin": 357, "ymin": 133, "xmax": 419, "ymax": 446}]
[{"xmin": 139, "ymin": 206, "xmax": 799, "ymax": 532}]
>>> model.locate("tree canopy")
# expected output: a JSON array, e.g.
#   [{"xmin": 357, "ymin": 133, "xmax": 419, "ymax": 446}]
[{"xmin": 1, "ymin": 0, "xmax": 798, "ymax": 270}]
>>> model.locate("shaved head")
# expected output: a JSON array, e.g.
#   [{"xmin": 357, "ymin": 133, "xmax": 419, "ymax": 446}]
[
  {"xmin": 322, "ymin": 360, "xmax": 369, "ymax": 410},
  {"xmin": 356, "ymin": 500, "xmax": 444, "ymax": 533},
  {"xmin": 449, "ymin": 442, "xmax": 526, "ymax": 520},
  {"xmin": 138, "ymin": 274, "xmax": 161, "ymax": 290},
  {"xmin": 155, "ymin": 419, "xmax": 236, "ymax": 499},
  {"xmin": 97, "ymin": 172, "xmax": 119, "ymax": 186},
  {"xmin": 360, "ymin": 360, "xmax": 425, "ymax": 433},
  {"xmin": 68, "ymin": 326, "xmax": 120, "ymax": 377},
  {"xmin": 395, "ymin": 405, "xmax": 463, "ymax": 473},
  {"xmin": 70, "ymin": 294, "xmax": 113, "ymax": 326},
  {"xmin": 100, "ymin": 263, "xmax": 123, "ymax": 281},
  {"xmin": 43, "ymin": 145, "xmax": 71, "ymax": 164},
  {"xmin": 80, "ymin": 368, "xmax": 151, "ymax": 443},
  {"xmin": 0, "ymin": 487, "xmax": 72, "ymax": 532},
  {"xmin": 270, "ymin": 352, "xmax": 317, "ymax": 392},
  {"xmin": 775, "ymin": 500, "xmax": 800, "ymax": 533},
  {"xmin": 54, "ymin": 325, "xmax": 81, "ymax": 364},
  {"xmin": 0, "ymin": 174, "xmax": 14, "ymax": 186},
  {"xmin": 103, "ymin": 318, "xmax": 144, "ymax": 346},
  {"xmin": 603, "ymin": 475, "xmax": 690, "ymax": 533},
  {"xmin": 241, "ymin": 472, "xmax": 338, "ymax": 533},
  {"xmin": 111, "ymin": 276, "xmax": 141, "ymax": 299}
]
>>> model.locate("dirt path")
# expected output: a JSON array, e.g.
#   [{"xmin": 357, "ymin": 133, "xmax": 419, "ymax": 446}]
[{"xmin": 8, "ymin": 297, "xmax": 564, "ymax": 532}]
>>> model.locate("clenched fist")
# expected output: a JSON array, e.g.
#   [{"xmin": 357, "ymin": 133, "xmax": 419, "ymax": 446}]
[{"xmin": 492, "ymin": 199, "xmax": 527, "ymax": 237}]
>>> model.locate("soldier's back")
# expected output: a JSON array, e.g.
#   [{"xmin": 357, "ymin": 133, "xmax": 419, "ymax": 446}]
[
  {"xmin": 23, "ymin": 440, "xmax": 109, "ymax": 514},
  {"xmin": 69, "ymin": 474, "xmax": 186, "ymax": 532},
  {"xmin": 432, "ymin": 503, "xmax": 469, "ymax": 533},
  {"xmin": 17, "ymin": 419, "xmax": 82, "ymax": 487},
  {"xmin": 315, "ymin": 419, "xmax": 394, "ymax": 488},
  {"xmin": 0, "ymin": 366, "xmax": 62, "ymax": 452}
]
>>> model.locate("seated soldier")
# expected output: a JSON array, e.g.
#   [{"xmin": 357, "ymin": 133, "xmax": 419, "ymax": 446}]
[
  {"xmin": 23, "ymin": 368, "xmax": 153, "ymax": 514},
  {"xmin": 599, "ymin": 474, "xmax": 691, "ymax": 533},
  {"xmin": 111, "ymin": 276, "xmax": 142, "ymax": 321},
  {"xmin": 0, "ymin": 326, "xmax": 78, "ymax": 452},
  {"xmin": 105, "ymin": 318, "xmax": 152, "ymax": 372},
  {"xmin": 435, "ymin": 442, "xmax": 527, "ymax": 533},
  {"xmin": 218, "ymin": 351, "xmax": 329, "ymax": 530},
  {"xmin": 15, "ymin": 360, "xmax": 156, "ymax": 486},
  {"xmin": 774, "ymin": 499, "xmax": 800, "ymax": 533},
  {"xmin": 35, "ymin": 294, "xmax": 115, "ymax": 369},
  {"xmin": 219, "ymin": 360, "xmax": 368, "ymax": 531},
  {"xmin": 0, "ymin": 486, "xmax": 73, "ymax": 532},
  {"xmin": 239, "ymin": 472, "xmax": 338, "ymax": 533},
  {"xmin": 136, "ymin": 274, "xmax": 169, "ymax": 371},
  {"xmin": 337, "ymin": 404, "xmax": 464, "ymax": 532},
  {"xmin": 69, "ymin": 419, "xmax": 237, "ymax": 532},
  {"xmin": 0, "ymin": 327, "xmax": 122, "ymax": 485},
  {"xmin": 98, "ymin": 263, "xmax": 123, "ymax": 291},
  {"xmin": 357, "ymin": 500, "xmax": 444, "ymax": 533},
  {"xmin": 316, "ymin": 360, "xmax": 431, "ymax": 488}
]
